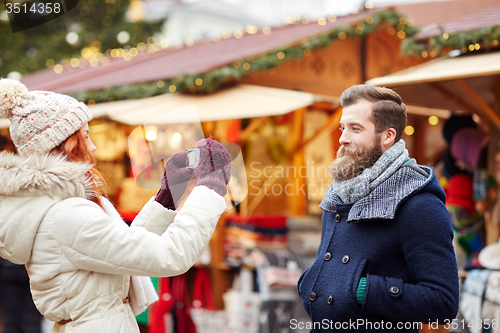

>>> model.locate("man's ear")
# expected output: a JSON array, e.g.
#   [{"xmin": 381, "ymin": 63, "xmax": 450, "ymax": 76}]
[{"xmin": 381, "ymin": 128, "xmax": 397, "ymax": 150}]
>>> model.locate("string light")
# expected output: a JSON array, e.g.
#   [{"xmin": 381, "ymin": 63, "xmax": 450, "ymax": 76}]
[
  {"xmin": 70, "ymin": 58, "xmax": 80, "ymax": 67},
  {"xmin": 46, "ymin": 59, "xmax": 55, "ymax": 68},
  {"xmin": 245, "ymin": 26, "xmax": 258, "ymax": 34},
  {"xmin": 428, "ymin": 116, "xmax": 439, "ymax": 125},
  {"xmin": 404, "ymin": 126, "xmax": 415, "ymax": 136},
  {"xmin": 169, "ymin": 85, "xmax": 176, "ymax": 93},
  {"xmin": 137, "ymin": 42, "xmax": 146, "ymax": 51},
  {"xmin": 53, "ymin": 64, "xmax": 63, "ymax": 74}
]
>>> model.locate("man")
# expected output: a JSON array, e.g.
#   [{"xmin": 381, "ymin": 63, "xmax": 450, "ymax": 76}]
[{"xmin": 297, "ymin": 85, "xmax": 459, "ymax": 332}]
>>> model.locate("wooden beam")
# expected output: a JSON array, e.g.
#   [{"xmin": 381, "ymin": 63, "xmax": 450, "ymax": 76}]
[
  {"xmin": 455, "ymin": 79, "xmax": 500, "ymax": 131},
  {"xmin": 239, "ymin": 117, "xmax": 268, "ymax": 143},
  {"xmin": 246, "ymin": 107, "xmax": 343, "ymax": 215},
  {"xmin": 430, "ymin": 82, "xmax": 481, "ymax": 115},
  {"xmin": 287, "ymin": 107, "xmax": 307, "ymax": 216},
  {"xmin": 296, "ymin": 106, "xmax": 342, "ymax": 152}
]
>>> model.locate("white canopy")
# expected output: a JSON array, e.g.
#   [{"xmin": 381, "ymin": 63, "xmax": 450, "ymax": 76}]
[
  {"xmin": 90, "ymin": 84, "xmax": 315, "ymax": 125},
  {"xmin": 366, "ymin": 51, "xmax": 500, "ymax": 129},
  {"xmin": 367, "ymin": 51, "xmax": 500, "ymax": 87}
]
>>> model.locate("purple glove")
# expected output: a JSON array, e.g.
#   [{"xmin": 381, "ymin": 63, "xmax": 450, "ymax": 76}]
[
  {"xmin": 194, "ymin": 137, "xmax": 232, "ymax": 196},
  {"xmin": 155, "ymin": 151, "xmax": 194, "ymax": 209}
]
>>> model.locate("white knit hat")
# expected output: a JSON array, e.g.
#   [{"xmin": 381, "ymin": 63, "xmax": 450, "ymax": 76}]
[{"xmin": 0, "ymin": 79, "xmax": 92, "ymax": 156}]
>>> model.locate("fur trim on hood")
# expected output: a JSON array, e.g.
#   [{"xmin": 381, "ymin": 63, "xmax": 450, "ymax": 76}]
[
  {"xmin": 0, "ymin": 152, "xmax": 94, "ymax": 264},
  {"xmin": 0, "ymin": 151, "xmax": 94, "ymax": 199}
]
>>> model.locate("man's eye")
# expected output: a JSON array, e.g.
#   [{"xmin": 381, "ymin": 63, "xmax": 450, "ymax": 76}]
[{"xmin": 339, "ymin": 127, "xmax": 344, "ymax": 132}]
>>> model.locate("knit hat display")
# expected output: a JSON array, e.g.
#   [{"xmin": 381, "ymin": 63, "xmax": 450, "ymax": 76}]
[
  {"xmin": 442, "ymin": 114, "xmax": 476, "ymax": 145},
  {"xmin": 446, "ymin": 174, "xmax": 476, "ymax": 213},
  {"xmin": 0, "ymin": 79, "xmax": 92, "ymax": 156},
  {"xmin": 451, "ymin": 128, "xmax": 487, "ymax": 171}
]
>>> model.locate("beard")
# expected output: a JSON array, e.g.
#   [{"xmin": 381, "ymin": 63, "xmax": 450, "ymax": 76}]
[{"xmin": 329, "ymin": 141, "xmax": 383, "ymax": 182}]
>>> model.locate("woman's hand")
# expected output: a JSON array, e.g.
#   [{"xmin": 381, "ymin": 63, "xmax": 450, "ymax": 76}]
[
  {"xmin": 155, "ymin": 151, "xmax": 194, "ymax": 209},
  {"xmin": 194, "ymin": 137, "xmax": 232, "ymax": 196}
]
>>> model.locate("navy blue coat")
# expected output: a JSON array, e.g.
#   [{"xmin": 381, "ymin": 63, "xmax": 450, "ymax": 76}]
[{"xmin": 297, "ymin": 164, "xmax": 459, "ymax": 332}]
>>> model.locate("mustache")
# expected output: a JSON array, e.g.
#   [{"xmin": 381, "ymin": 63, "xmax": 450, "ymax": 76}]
[{"xmin": 337, "ymin": 145, "xmax": 361, "ymax": 158}]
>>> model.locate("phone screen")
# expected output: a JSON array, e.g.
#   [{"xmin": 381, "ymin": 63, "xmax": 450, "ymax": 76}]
[{"xmin": 186, "ymin": 148, "xmax": 200, "ymax": 168}]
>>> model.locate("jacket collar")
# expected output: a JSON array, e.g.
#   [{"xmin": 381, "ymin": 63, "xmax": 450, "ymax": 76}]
[
  {"xmin": 320, "ymin": 163, "xmax": 433, "ymax": 222},
  {"xmin": 0, "ymin": 151, "xmax": 94, "ymax": 200}
]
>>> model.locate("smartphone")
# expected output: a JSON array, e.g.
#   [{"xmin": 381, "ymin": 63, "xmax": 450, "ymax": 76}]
[{"xmin": 186, "ymin": 148, "xmax": 200, "ymax": 168}]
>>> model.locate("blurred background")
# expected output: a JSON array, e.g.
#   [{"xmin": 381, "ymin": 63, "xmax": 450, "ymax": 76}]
[{"xmin": 1, "ymin": 0, "xmax": 500, "ymax": 332}]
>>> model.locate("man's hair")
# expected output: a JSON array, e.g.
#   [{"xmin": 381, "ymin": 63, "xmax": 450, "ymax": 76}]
[{"xmin": 340, "ymin": 84, "xmax": 407, "ymax": 142}]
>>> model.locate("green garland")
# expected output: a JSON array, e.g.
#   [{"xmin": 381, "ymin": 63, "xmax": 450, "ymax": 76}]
[
  {"xmin": 402, "ymin": 25, "xmax": 500, "ymax": 57},
  {"xmin": 70, "ymin": 9, "xmax": 419, "ymax": 103}
]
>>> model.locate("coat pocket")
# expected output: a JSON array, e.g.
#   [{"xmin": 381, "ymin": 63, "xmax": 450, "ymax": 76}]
[{"xmin": 348, "ymin": 258, "xmax": 368, "ymax": 307}]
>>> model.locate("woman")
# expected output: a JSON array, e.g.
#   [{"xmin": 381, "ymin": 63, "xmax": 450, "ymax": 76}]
[{"xmin": 0, "ymin": 79, "xmax": 232, "ymax": 333}]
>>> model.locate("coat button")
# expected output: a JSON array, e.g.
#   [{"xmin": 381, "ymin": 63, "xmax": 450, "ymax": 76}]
[
  {"xmin": 335, "ymin": 214, "xmax": 341, "ymax": 222},
  {"xmin": 309, "ymin": 292, "xmax": 317, "ymax": 301},
  {"xmin": 390, "ymin": 286, "xmax": 400, "ymax": 295},
  {"xmin": 324, "ymin": 252, "xmax": 332, "ymax": 261},
  {"xmin": 327, "ymin": 295, "xmax": 334, "ymax": 304},
  {"xmin": 342, "ymin": 255, "xmax": 350, "ymax": 264}
]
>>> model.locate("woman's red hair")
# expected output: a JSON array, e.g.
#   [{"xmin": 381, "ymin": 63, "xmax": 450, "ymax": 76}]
[{"xmin": 51, "ymin": 129, "xmax": 105, "ymax": 209}]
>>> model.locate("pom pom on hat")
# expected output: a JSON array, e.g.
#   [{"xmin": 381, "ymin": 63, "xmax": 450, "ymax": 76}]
[{"xmin": 0, "ymin": 79, "xmax": 28, "ymax": 119}]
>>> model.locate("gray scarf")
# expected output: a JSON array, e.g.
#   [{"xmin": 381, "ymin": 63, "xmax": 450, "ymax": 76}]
[{"xmin": 334, "ymin": 139, "xmax": 409, "ymax": 204}]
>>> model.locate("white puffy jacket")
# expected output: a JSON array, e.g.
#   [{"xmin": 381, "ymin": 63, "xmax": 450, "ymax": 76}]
[{"xmin": 0, "ymin": 152, "xmax": 226, "ymax": 333}]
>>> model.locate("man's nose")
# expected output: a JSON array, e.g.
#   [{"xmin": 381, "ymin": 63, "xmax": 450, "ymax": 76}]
[{"xmin": 339, "ymin": 130, "xmax": 350, "ymax": 146}]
